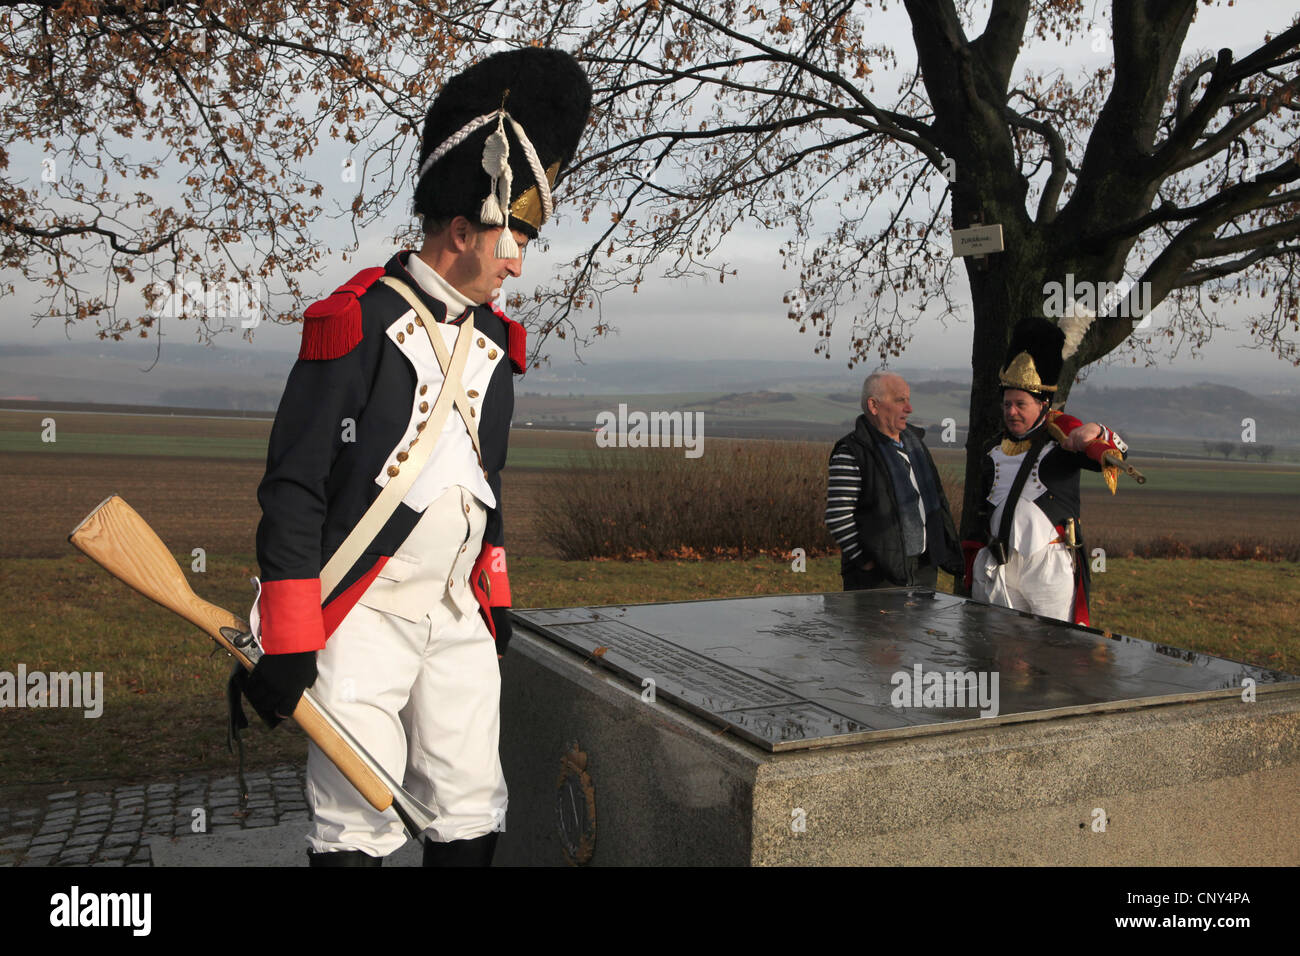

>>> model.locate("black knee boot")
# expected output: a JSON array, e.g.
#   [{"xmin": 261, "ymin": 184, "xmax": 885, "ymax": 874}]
[
  {"xmin": 422, "ymin": 832, "xmax": 499, "ymax": 867},
  {"xmin": 308, "ymin": 849, "xmax": 383, "ymax": 866}
]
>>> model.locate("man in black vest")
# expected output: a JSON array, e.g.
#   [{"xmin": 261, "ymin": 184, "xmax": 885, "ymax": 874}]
[{"xmin": 826, "ymin": 372, "xmax": 961, "ymax": 590}]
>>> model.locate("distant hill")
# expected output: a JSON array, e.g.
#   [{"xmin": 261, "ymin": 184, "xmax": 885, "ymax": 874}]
[
  {"xmin": 1, "ymin": 339, "xmax": 1296, "ymax": 447},
  {"xmin": 1070, "ymin": 383, "xmax": 1299, "ymax": 443},
  {"xmin": 0, "ymin": 340, "xmax": 292, "ymax": 409}
]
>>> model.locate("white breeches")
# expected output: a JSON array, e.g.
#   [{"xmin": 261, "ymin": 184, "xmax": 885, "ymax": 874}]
[
  {"xmin": 972, "ymin": 542, "xmax": 1076, "ymax": 623},
  {"xmin": 306, "ymin": 487, "xmax": 507, "ymax": 857}
]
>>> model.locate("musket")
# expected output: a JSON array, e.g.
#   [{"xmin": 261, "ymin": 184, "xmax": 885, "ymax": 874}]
[{"xmin": 69, "ymin": 495, "xmax": 439, "ymax": 840}]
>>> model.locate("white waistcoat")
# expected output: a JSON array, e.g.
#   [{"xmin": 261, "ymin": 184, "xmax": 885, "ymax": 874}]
[
  {"xmin": 987, "ymin": 443, "xmax": 1058, "ymax": 557},
  {"xmin": 356, "ymin": 485, "xmax": 487, "ymax": 623},
  {"xmin": 370, "ymin": 314, "xmax": 503, "ymax": 512}
]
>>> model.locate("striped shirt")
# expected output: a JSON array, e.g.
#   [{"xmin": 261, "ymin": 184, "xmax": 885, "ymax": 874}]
[
  {"xmin": 826, "ymin": 449, "xmax": 865, "ymax": 562},
  {"xmin": 826, "ymin": 444, "xmax": 928, "ymax": 564}
]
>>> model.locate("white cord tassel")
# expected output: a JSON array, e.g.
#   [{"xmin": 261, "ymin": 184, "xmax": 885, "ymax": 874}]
[
  {"xmin": 483, "ymin": 110, "xmax": 519, "ymax": 257},
  {"xmin": 494, "ymin": 226, "xmax": 519, "ymax": 258},
  {"xmin": 479, "ymin": 112, "xmax": 510, "ymax": 226}
]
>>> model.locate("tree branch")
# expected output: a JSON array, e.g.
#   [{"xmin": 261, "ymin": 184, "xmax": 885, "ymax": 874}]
[
  {"xmin": 1177, "ymin": 242, "xmax": 1300, "ymax": 286},
  {"xmin": 970, "ymin": 0, "xmax": 1030, "ymax": 94},
  {"xmin": 1003, "ymin": 102, "xmax": 1072, "ymax": 221},
  {"xmin": 660, "ymin": 0, "xmax": 945, "ymax": 164},
  {"xmin": 1195, "ymin": 216, "xmax": 1300, "ymax": 259}
]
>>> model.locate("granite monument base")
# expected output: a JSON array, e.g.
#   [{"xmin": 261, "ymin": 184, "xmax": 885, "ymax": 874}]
[{"xmin": 496, "ymin": 591, "xmax": 1300, "ymax": 866}]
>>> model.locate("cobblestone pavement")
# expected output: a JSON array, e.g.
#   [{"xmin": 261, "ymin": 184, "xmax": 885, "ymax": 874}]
[{"xmin": 0, "ymin": 765, "xmax": 309, "ymax": 867}]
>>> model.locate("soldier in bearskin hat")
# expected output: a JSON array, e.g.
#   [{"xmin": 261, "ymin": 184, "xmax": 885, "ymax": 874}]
[
  {"xmin": 233, "ymin": 48, "xmax": 591, "ymax": 866},
  {"xmin": 962, "ymin": 311, "xmax": 1133, "ymax": 625}
]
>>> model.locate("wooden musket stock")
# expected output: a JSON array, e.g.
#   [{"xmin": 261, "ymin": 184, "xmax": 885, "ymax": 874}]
[{"xmin": 69, "ymin": 495, "xmax": 393, "ymax": 813}]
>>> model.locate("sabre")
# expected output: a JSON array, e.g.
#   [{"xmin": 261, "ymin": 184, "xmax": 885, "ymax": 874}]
[
  {"xmin": 1102, "ymin": 449, "xmax": 1147, "ymax": 484},
  {"xmin": 68, "ymin": 494, "xmax": 438, "ymax": 840}
]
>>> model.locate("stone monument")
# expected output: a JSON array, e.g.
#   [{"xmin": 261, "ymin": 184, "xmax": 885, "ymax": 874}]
[{"xmin": 496, "ymin": 589, "xmax": 1300, "ymax": 865}]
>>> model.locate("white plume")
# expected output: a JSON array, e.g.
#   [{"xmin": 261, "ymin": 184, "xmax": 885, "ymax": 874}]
[{"xmin": 1059, "ymin": 299, "xmax": 1096, "ymax": 361}]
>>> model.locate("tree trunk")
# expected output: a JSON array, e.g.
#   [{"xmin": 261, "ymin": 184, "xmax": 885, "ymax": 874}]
[{"xmin": 955, "ymin": 212, "xmax": 1049, "ymax": 574}]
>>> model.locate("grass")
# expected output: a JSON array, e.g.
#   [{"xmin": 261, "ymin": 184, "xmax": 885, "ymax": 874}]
[
  {"xmin": 2, "ymin": 552, "xmax": 1295, "ymax": 791},
  {"xmin": 1102, "ymin": 465, "xmax": 1300, "ymax": 495},
  {"xmin": 0, "ymin": 553, "xmax": 299, "ymax": 792},
  {"xmin": 1087, "ymin": 558, "xmax": 1299, "ymax": 668}
]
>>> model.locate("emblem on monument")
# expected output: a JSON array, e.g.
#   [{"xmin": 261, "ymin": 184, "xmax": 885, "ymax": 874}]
[{"xmin": 556, "ymin": 742, "xmax": 596, "ymax": 865}]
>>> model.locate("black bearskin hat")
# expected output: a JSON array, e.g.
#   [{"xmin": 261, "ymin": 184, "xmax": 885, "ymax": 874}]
[
  {"xmin": 999, "ymin": 317, "xmax": 1065, "ymax": 398},
  {"xmin": 413, "ymin": 48, "xmax": 591, "ymax": 241}
]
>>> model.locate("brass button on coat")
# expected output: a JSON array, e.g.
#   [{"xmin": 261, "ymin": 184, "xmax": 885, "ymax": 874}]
[
  {"xmin": 419, "ymin": 384, "xmax": 428, "ymax": 395},
  {"xmin": 477, "ymin": 337, "xmax": 486, "ymax": 348},
  {"xmin": 416, "ymin": 421, "xmax": 426, "ymax": 432},
  {"xmin": 396, "ymin": 451, "xmax": 409, "ymax": 462},
  {"xmin": 488, "ymin": 349, "xmax": 497, "ymax": 359},
  {"xmin": 406, "ymin": 323, "xmax": 414, "ymax": 334},
  {"xmin": 469, "ymin": 408, "xmax": 476, "ymax": 417},
  {"xmin": 387, "ymin": 465, "xmax": 400, "ymax": 477},
  {"xmin": 396, "ymin": 332, "xmax": 405, "ymax": 343},
  {"xmin": 419, "ymin": 401, "xmax": 429, "ymax": 413},
  {"xmin": 467, "ymin": 389, "xmax": 479, "ymax": 398}
]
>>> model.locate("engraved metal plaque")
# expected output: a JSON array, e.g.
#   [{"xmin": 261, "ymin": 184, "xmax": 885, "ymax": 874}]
[{"xmin": 512, "ymin": 590, "xmax": 1299, "ymax": 752}]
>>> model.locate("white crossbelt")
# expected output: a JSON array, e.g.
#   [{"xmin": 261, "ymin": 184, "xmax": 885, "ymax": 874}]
[{"xmin": 317, "ymin": 277, "xmax": 483, "ymax": 600}]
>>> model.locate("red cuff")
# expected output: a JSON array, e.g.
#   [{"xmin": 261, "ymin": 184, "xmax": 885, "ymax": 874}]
[
  {"xmin": 1084, "ymin": 435, "xmax": 1122, "ymax": 465},
  {"xmin": 259, "ymin": 578, "xmax": 327, "ymax": 654},
  {"xmin": 471, "ymin": 544, "xmax": 511, "ymax": 608},
  {"xmin": 471, "ymin": 544, "xmax": 511, "ymax": 643}
]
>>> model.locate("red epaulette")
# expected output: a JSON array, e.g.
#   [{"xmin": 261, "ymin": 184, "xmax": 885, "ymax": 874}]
[
  {"xmin": 299, "ymin": 267, "xmax": 387, "ymax": 360},
  {"xmin": 490, "ymin": 305, "xmax": 528, "ymax": 374}
]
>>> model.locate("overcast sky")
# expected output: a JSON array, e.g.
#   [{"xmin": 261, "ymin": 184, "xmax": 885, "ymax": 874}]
[{"xmin": 3, "ymin": 1, "xmax": 1296, "ymax": 388}]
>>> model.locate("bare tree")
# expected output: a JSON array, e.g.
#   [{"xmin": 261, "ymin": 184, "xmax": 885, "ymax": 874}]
[{"xmin": 504, "ymin": 0, "xmax": 1300, "ymax": 539}]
